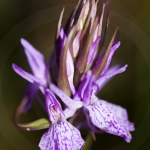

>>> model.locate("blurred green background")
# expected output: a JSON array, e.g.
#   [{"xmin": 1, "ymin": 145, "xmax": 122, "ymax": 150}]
[{"xmin": 0, "ymin": 0, "xmax": 150, "ymax": 149}]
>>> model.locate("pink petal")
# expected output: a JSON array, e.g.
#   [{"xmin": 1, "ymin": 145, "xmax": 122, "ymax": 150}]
[
  {"xmin": 50, "ymin": 83, "xmax": 83, "ymax": 109},
  {"xmin": 77, "ymin": 71, "xmax": 95, "ymax": 105},
  {"xmin": 101, "ymin": 41, "xmax": 121, "ymax": 75},
  {"xmin": 40, "ymin": 87, "xmax": 65, "ymax": 123},
  {"xmin": 63, "ymin": 108, "xmax": 76, "ymax": 119},
  {"xmin": 92, "ymin": 65, "xmax": 119, "ymax": 93},
  {"xmin": 87, "ymin": 37, "xmax": 101, "ymax": 66},
  {"xmin": 77, "ymin": 71, "xmax": 92, "ymax": 99},
  {"xmin": 12, "ymin": 63, "xmax": 45, "ymax": 85},
  {"xmin": 39, "ymin": 120, "xmax": 84, "ymax": 150},
  {"xmin": 94, "ymin": 41, "xmax": 120, "ymax": 75},
  {"xmin": 85, "ymin": 99, "xmax": 132, "ymax": 142},
  {"xmin": 93, "ymin": 64, "xmax": 128, "ymax": 93},
  {"xmin": 44, "ymin": 88, "xmax": 62, "ymax": 111},
  {"xmin": 21, "ymin": 38, "xmax": 46, "ymax": 79},
  {"xmin": 73, "ymin": 31, "xmax": 81, "ymax": 58}
]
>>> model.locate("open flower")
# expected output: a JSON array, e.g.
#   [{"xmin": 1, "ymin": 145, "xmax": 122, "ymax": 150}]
[
  {"xmin": 39, "ymin": 87, "xmax": 84, "ymax": 150},
  {"xmin": 76, "ymin": 70, "xmax": 134, "ymax": 143}
]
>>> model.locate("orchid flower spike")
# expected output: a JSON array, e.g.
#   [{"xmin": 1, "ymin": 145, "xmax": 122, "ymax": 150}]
[
  {"xmin": 12, "ymin": 0, "xmax": 135, "ymax": 149},
  {"xmin": 39, "ymin": 87, "xmax": 84, "ymax": 150}
]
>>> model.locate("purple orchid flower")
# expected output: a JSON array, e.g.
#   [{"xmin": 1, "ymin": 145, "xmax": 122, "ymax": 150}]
[
  {"xmin": 39, "ymin": 87, "xmax": 84, "ymax": 150},
  {"xmin": 76, "ymin": 70, "xmax": 134, "ymax": 143}
]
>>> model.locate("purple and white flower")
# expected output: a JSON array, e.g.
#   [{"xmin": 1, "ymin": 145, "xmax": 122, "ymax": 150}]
[
  {"xmin": 39, "ymin": 88, "xmax": 84, "ymax": 150},
  {"xmin": 75, "ymin": 70, "xmax": 134, "ymax": 143}
]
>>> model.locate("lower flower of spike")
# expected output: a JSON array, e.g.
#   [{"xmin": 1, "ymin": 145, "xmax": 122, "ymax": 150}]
[
  {"xmin": 39, "ymin": 120, "xmax": 84, "ymax": 150},
  {"xmin": 77, "ymin": 71, "xmax": 134, "ymax": 143},
  {"xmin": 39, "ymin": 88, "xmax": 84, "ymax": 150}
]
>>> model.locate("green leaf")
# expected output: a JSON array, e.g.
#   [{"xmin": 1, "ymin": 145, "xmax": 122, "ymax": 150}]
[
  {"xmin": 14, "ymin": 96, "xmax": 50, "ymax": 131},
  {"xmin": 17, "ymin": 118, "xmax": 50, "ymax": 131}
]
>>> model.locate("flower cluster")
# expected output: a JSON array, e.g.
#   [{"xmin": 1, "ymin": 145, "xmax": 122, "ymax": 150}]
[{"xmin": 12, "ymin": 0, "xmax": 135, "ymax": 149}]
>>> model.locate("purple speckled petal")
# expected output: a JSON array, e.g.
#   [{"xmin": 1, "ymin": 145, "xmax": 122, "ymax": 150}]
[
  {"xmin": 39, "ymin": 120, "xmax": 84, "ymax": 150},
  {"xmin": 21, "ymin": 38, "xmax": 46, "ymax": 80},
  {"xmin": 83, "ymin": 109, "xmax": 99, "ymax": 132},
  {"xmin": 50, "ymin": 83, "xmax": 83, "ymax": 109},
  {"xmin": 101, "ymin": 100, "xmax": 135, "ymax": 131},
  {"xmin": 85, "ymin": 98, "xmax": 132, "ymax": 142},
  {"xmin": 12, "ymin": 63, "xmax": 45, "ymax": 85},
  {"xmin": 87, "ymin": 37, "xmax": 101, "ymax": 66},
  {"xmin": 93, "ymin": 64, "xmax": 128, "ymax": 94}
]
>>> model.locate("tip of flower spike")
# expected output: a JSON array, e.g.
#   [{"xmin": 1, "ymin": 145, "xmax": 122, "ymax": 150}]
[
  {"xmin": 56, "ymin": 7, "xmax": 65, "ymax": 39},
  {"xmin": 105, "ymin": 0, "xmax": 111, "ymax": 6}
]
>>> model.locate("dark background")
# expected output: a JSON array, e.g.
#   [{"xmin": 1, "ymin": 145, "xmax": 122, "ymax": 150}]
[{"xmin": 0, "ymin": 0, "xmax": 150, "ymax": 149}]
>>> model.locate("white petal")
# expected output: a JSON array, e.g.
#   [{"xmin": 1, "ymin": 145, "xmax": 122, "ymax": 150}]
[
  {"xmin": 85, "ymin": 99, "xmax": 132, "ymax": 142},
  {"xmin": 64, "ymin": 108, "xmax": 77, "ymax": 119},
  {"xmin": 50, "ymin": 83, "xmax": 83, "ymax": 109},
  {"xmin": 39, "ymin": 120, "xmax": 84, "ymax": 150}
]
